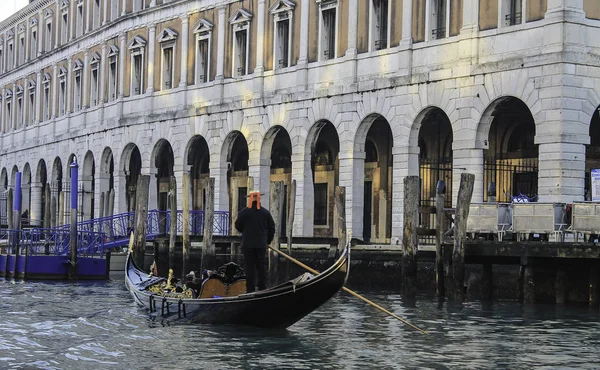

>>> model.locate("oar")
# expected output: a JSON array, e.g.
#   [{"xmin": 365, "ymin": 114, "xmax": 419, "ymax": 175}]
[{"xmin": 268, "ymin": 246, "xmax": 429, "ymax": 335}]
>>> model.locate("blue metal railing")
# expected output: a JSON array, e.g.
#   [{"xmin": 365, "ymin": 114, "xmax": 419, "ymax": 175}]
[{"xmin": 0, "ymin": 209, "xmax": 231, "ymax": 257}]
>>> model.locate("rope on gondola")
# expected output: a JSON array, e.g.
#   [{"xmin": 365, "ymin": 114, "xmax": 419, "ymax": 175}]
[{"xmin": 268, "ymin": 245, "xmax": 429, "ymax": 335}]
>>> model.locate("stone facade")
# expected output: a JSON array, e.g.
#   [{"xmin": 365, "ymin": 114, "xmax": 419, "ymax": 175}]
[{"xmin": 0, "ymin": 0, "xmax": 599, "ymax": 245}]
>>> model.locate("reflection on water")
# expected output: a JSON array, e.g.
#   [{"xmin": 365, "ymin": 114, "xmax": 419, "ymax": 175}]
[{"xmin": 1, "ymin": 279, "xmax": 600, "ymax": 369}]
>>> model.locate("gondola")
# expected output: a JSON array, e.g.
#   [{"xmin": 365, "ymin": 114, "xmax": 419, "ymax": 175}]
[{"xmin": 125, "ymin": 245, "xmax": 350, "ymax": 329}]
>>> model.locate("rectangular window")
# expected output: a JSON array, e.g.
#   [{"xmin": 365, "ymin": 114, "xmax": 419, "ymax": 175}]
[
  {"xmin": 321, "ymin": 9, "xmax": 336, "ymax": 60},
  {"xmin": 45, "ymin": 22, "xmax": 52, "ymax": 52},
  {"xmin": 59, "ymin": 80, "xmax": 66, "ymax": 116},
  {"xmin": 93, "ymin": 0, "xmax": 100, "ymax": 29},
  {"xmin": 6, "ymin": 102, "xmax": 12, "ymax": 129},
  {"xmin": 29, "ymin": 91, "xmax": 35, "ymax": 125},
  {"xmin": 61, "ymin": 13, "xmax": 68, "ymax": 44},
  {"xmin": 109, "ymin": 58, "xmax": 118, "ymax": 101},
  {"xmin": 314, "ymin": 183, "xmax": 328, "ymax": 225},
  {"xmin": 74, "ymin": 74, "xmax": 82, "ymax": 112},
  {"xmin": 372, "ymin": 0, "xmax": 388, "ymax": 50},
  {"xmin": 90, "ymin": 67, "xmax": 99, "ymax": 106},
  {"xmin": 31, "ymin": 30, "xmax": 37, "ymax": 58},
  {"xmin": 19, "ymin": 36, "xmax": 25, "ymax": 65},
  {"xmin": 132, "ymin": 54, "xmax": 143, "ymax": 95},
  {"xmin": 275, "ymin": 18, "xmax": 289, "ymax": 69},
  {"xmin": 162, "ymin": 46, "xmax": 173, "ymax": 90},
  {"xmin": 43, "ymin": 86, "xmax": 50, "ymax": 120},
  {"xmin": 76, "ymin": 4, "xmax": 84, "ymax": 37},
  {"xmin": 196, "ymin": 38, "xmax": 209, "ymax": 84},
  {"xmin": 234, "ymin": 30, "xmax": 247, "ymax": 77},
  {"xmin": 504, "ymin": 0, "xmax": 523, "ymax": 26}
]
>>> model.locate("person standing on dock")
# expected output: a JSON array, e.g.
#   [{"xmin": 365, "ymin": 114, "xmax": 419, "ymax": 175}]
[{"xmin": 235, "ymin": 191, "xmax": 275, "ymax": 293}]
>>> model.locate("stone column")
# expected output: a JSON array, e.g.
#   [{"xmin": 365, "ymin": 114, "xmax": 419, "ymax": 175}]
[
  {"xmin": 0, "ymin": 88, "xmax": 4, "ymax": 133},
  {"xmin": 295, "ymin": 152, "xmax": 313, "ymax": 237},
  {"xmin": 215, "ymin": 6, "xmax": 226, "ymax": 80},
  {"xmin": 30, "ymin": 182, "xmax": 43, "ymax": 226},
  {"xmin": 38, "ymin": 10, "xmax": 44, "ymax": 56},
  {"xmin": 179, "ymin": 15, "xmax": 189, "ymax": 88},
  {"xmin": 70, "ymin": 0, "xmax": 76, "ymax": 41},
  {"xmin": 52, "ymin": 64, "xmax": 58, "ymax": 119},
  {"xmin": 36, "ymin": 71, "xmax": 42, "ymax": 123},
  {"xmin": 296, "ymin": 0, "xmax": 309, "ymax": 88},
  {"xmin": 122, "ymin": 0, "xmax": 127, "ymax": 16},
  {"xmin": 55, "ymin": 8, "xmax": 60, "ymax": 48},
  {"xmin": 83, "ymin": 51, "xmax": 89, "ymax": 109},
  {"xmin": 25, "ymin": 16, "xmax": 30, "ymax": 62},
  {"xmin": 255, "ymin": 157, "xmax": 271, "ymax": 210},
  {"xmin": 103, "ymin": 0, "xmax": 109, "ymax": 25},
  {"xmin": 391, "ymin": 145, "xmax": 418, "ymax": 246},
  {"xmin": 346, "ymin": 0, "xmax": 358, "ymax": 56},
  {"xmin": 99, "ymin": 43, "xmax": 107, "ymax": 104},
  {"xmin": 338, "ymin": 150, "xmax": 358, "ymax": 241},
  {"xmin": 3, "ymin": 34, "xmax": 7, "ymax": 73},
  {"xmin": 86, "ymin": 0, "xmax": 91, "ymax": 33},
  {"xmin": 66, "ymin": 58, "xmax": 73, "ymax": 114},
  {"xmin": 537, "ymin": 142, "xmax": 586, "ymax": 203},
  {"xmin": 13, "ymin": 27, "xmax": 17, "ymax": 69},
  {"xmin": 211, "ymin": 158, "xmax": 228, "ymax": 212},
  {"xmin": 461, "ymin": 0, "xmax": 480, "ymax": 33},
  {"xmin": 146, "ymin": 24, "xmax": 155, "ymax": 94},
  {"xmin": 255, "ymin": 0, "xmax": 265, "ymax": 74},
  {"xmin": 116, "ymin": 170, "xmax": 127, "ymax": 213},
  {"xmin": 545, "ymin": 0, "xmax": 585, "ymax": 18},
  {"xmin": 118, "ymin": 33, "xmax": 125, "ymax": 98},
  {"xmin": 12, "ymin": 85, "xmax": 16, "ymax": 130},
  {"xmin": 146, "ymin": 168, "xmax": 158, "ymax": 211}
]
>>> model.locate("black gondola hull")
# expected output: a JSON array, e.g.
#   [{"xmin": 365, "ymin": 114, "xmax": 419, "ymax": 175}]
[{"xmin": 125, "ymin": 247, "xmax": 349, "ymax": 329}]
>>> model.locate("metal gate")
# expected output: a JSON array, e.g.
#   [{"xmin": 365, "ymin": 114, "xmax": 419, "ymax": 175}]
[
  {"xmin": 484, "ymin": 157, "xmax": 538, "ymax": 203},
  {"xmin": 419, "ymin": 159, "xmax": 453, "ymax": 244}
]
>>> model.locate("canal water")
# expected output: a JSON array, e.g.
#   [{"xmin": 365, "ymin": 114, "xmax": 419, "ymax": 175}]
[{"xmin": 1, "ymin": 278, "xmax": 599, "ymax": 370}]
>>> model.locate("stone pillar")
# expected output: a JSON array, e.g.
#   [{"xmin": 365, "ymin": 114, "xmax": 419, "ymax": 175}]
[
  {"xmin": 25, "ymin": 16, "xmax": 30, "ymax": 63},
  {"xmin": 99, "ymin": 43, "xmax": 107, "ymax": 105},
  {"xmin": 0, "ymin": 88, "xmax": 4, "ymax": 133},
  {"xmin": 95, "ymin": 172, "xmax": 110, "ymax": 219},
  {"xmin": 537, "ymin": 142, "xmax": 586, "ymax": 202},
  {"xmin": 146, "ymin": 168, "xmax": 158, "ymax": 211},
  {"xmin": 255, "ymin": 157, "xmax": 271, "ymax": 211},
  {"xmin": 118, "ymin": 33, "xmax": 125, "ymax": 98},
  {"xmin": 35, "ymin": 71, "xmax": 42, "ymax": 123},
  {"xmin": 86, "ymin": 0, "xmax": 91, "ymax": 33},
  {"xmin": 55, "ymin": 7, "xmax": 60, "ymax": 48},
  {"xmin": 215, "ymin": 6, "xmax": 226, "ymax": 80},
  {"xmin": 115, "ymin": 169, "xmax": 127, "ymax": 213},
  {"xmin": 103, "ymin": 0, "xmax": 109, "ymax": 25},
  {"xmin": 52, "ymin": 64, "xmax": 58, "ymax": 119},
  {"xmin": 66, "ymin": 58, "xmax": 73, "ymax": 114},
  {"xmin": 399, "ymin": 0, "xmax": 413, "ymax": 47},
  {"xmin": 38, "ymin": 10, "xmax": 44, "ymax": 56},
  {"xmin": 339, "ymin": 151, "xmax": 358, "ymax": 241},
  {"xmin": 296, "ymin": 152, "xmax": 314, "ymax": 237},
  {"xmin": 30, "ymin": 182, "xmax": 43, "ymax": 226},
  {"xmin": 212, "ymin": 158, "xmax": 228, "ymax": 212},
  {"xmin": 82, "ymin": 51, "xmax": 89, "ymax": 109},
  {"xmin": 452, "ymin": 148, "xmax": 484, "ymax": 204},
  {"xmin": 545, "ymin": 0, "xmax": 585, "ymax": 18},
  {"xmin": 296, "ymin": 0, "xmax": 309, "ymax": 88},
  {"xmin": 122, "ymin": 0, "xmax": 127, "ymax": 16},
  {"xmin": 179, "ymin": 15, "xmax": 189, "ymax": 88},
  {"xmin": 70, "ymin": 0, "xmax": 76, "ymax": 41},
  {"xmin": 346, "ymin": 0, "xmax": 358, "ymax": 55},
  {"xmin": 255, "ymin": 0, "xmax": 265, "ymax": 74},
  {"xmin": 390, "ymin": 145, "xmax": 418, "ymax": 245},
  {"xmin": 146, "ymin": 23, "xmax": 156, "ymax": 94}
]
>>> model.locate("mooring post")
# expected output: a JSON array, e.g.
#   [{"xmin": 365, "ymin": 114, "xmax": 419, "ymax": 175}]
[
  {"xmin": 402, "ymin": 176, "xmax": 420, "ymax": 296},
  {"xmin": 182, "ymin": 172, "xmax": 191, "ymax": 279},
  {"xmin": 287, "ymin": 180, "xmax": 296, "ymax": 256},
  {"xmin": 269, "ymin": 181, "xmax": 284, "ymax": 286},
  {"xmin": 590, "ymin": 265, "xmax": 599, "ymax": 308},
  {"xmin": 44, "ymin": 187, "xmax": 51, "ymax": 229},
  {"xmin": 13, "ymin": 173, "xmax": 22, "ymax": 259},
  {"xmin": 168, "ymin": 176, "xmax": 177, "ymax": 272},
  {"xmin": 435, "ymin": 180, "xmax": 446, "ymax": 299},
  {"xmin": 556, "ymin": 266, "xmax": 568, "ymax": 304},
  {"xmin": 334, "ymin": 186, "xmax": 347, "ymax": 259},
  {"xmin": 7, "ymin": 188, "xmax": 13, "ymax": 230},
  {"xmin": 133, "ymin": 175, "xmax": 150, "ymax": 269},
  {"xmin": 201, "ymin": 177, "xmax": 215, "ymax": 272},
  {"xmin": 68, "ymin": 161, "xmax": 79, "ymax": 280},
  {"xmin": 452, "ymin": 173, "xmax": 475, "ymax": 300},
  {"xmin": 481, "ymin": 182, "xmax": 496, "ymax": 301}
]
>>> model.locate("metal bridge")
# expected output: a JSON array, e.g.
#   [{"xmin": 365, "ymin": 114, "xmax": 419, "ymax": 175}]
[{"xmin": 0, "ymin": 210, "xmax": 231, "ymax": 258}]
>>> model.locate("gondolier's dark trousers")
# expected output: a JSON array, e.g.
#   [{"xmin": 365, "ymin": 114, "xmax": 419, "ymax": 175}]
[{"xmin": 243, "ymin": 248, "xmax": 267, "ymax": 293}]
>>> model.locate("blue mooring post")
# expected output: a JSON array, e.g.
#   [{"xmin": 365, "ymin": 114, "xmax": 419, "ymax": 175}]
[
  {"xmin": 69, "ymin": 161, "xmax": 79, "ymax": 280},
  {"xmin": 13, "ymin": 172, "xmax": 22, "ymax": 258}
]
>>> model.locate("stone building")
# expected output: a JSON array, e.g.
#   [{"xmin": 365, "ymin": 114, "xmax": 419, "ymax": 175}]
[{"xmin": 0, "ymin": 0, "xmax": 599, "ymax": 245}]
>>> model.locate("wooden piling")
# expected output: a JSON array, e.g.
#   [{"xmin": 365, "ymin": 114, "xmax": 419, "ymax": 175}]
[
  {"xmin": 168, "ymin": 176, "xmax": 177, "ymax": 272},
  {"xmin": 50, "ymin": 195, "xmax": 57, "ymax": 228},
  {"xmin": 182, "ymin": 173, "xmax": 191, "ymax": 278},
  {"xmin": 334, "ymin": 186, "xmax": 347, "ymax": 259},
  {"xmin": 44, "ymin": 187, "xmax": 51, "ymax": 229},
  {"xmin": 590, "ymin": 265, "xmax": 599, "ymax": 308},
  {"xmin": 99, "ymin": 192, "xmax": 105, "ymax": 219},
  {"xmin": 7, "ymin": 189, "xmax": 13, "ymax": 230},
  {"xmin": 555, "ymin": 266, "xmax": 568, "ymax": 304},
  {"xmin": 269, "ymin": 181, "xmax": 285, "ymax": 286},
  {"xmin": 435, "ymin": 180, "xmax": 446, "ymax": 298},
  {"xmin": 133, "ymin": 175, "xmax": 150, "ymax": 269},
  {"xmin": 452, "ymin": 173, "xmax": 475, "ymax": 300},
  {"xmin": 201, "ymin": 177, "xmax": 215, "ymax": 271},
  {"xmin": 286, "ymin": 180, "xmax": 296, "ymax": 256},
  {"xmin": 402, "ymin": 176, "xmax": 419, "ymax": 296},
  {"xmin": 108, "ymin": 188, "xmax": 115, "ymax": 217}
]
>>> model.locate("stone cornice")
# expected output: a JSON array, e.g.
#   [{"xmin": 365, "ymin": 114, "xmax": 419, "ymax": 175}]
[{"xmin": 0, "ymin": 0, "xmax": 53, "ymax": 31}]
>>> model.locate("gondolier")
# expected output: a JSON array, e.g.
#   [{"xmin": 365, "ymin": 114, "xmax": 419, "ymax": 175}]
[{"xmin": 235, "ymin": 191, "xmax": 275, "ymax": 293}]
